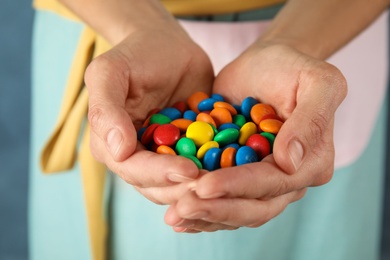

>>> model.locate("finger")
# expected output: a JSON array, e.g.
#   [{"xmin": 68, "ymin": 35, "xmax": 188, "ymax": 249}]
[
  {"xmin": 165, "ymin": 203, "xmax": 238, "ymax": 232},
  {"xmin": 273, "ymin": 60, "xmax": 347, "ymax": 175},
  {"xmin": 85, "ymin": 54, "xmax": 138, "ymax": 162},
  {"xmin": 172, "ymin": 189, "xmax": 306, "ymax": 228},
  {"xmin": 192, "ymin": 155, "xmax": 308, "ymax": 200},
  {"xmin": 106, "ymin": 144, "xmax": 200, "ymax": 187},
  {"xmin": 93, "ymin": 129, "xmax": 200, "ymax": 187},
  {"xmin": 135, "ymin": 181, "xmax": 194, "ymax": 205}
]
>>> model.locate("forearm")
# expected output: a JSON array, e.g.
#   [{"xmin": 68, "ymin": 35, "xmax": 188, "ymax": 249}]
[
  {"xmin": 58, "ymin": 0, "xmax": 181, "ymax": 45},
  {"xmin": 259, "ymin": 0, "xmax": 390, "ymax": 59}
]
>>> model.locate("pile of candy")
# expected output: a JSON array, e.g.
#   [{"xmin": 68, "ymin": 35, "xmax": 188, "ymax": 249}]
[{"xmin": 137, "ymin": 91, "xmax": 284, "ymax": 170}]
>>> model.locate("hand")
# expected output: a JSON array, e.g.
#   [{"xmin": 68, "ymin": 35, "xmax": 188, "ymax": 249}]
[
  {"xmin": 164, "ymin": 43, "xmax": 347, "ymax": 232},
  {"xmin": 85, "ymin": 22, "xmax": 214, "ymax": 204}
]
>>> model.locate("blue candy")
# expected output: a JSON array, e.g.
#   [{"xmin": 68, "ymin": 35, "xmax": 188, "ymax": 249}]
[
  {"xmin": 159, "ymin": 107, "xmax": 182, "ymax": 120},
  {"xmin": 241, "ymin": 97, "xmax": 259, "ymax": 118},
  {"xmin": 222, "ymin": 143, "xmax": 240, "ymax": 151},
  {"xmin": 236, "ymin": 146, "xmax": 258, "ymax": 166},
  {"xmin": 203, "ymin": 147, "xmax": 222, "ymax": 171},
  {"xmin": 198, "ymin": 98, "xmax": 217, "ymax": 112},
  {"xmin": 211, "ymin": 93, "xmax": 224, "ymax": 101},
  {"xmin": 218, "ymin": 123, "xmax": 240, "ymax": 131},
  {"xmin": 183, "ymin": 110, "xmax": 197, "ymax": 121}
]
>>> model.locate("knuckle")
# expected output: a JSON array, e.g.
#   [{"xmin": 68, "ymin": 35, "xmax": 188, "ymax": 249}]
[{"xmin": 88, "ymin": 105, "xmax": 105, "ymax": 132}]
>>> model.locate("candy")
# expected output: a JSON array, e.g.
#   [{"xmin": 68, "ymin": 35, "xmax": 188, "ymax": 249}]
[
  {"xmin": 198, "ymin": 98, "xmax": 217, "ymax": 112},
  {"xmin": 236, "ymin": 146, "xmax": 258, "ymax": 166},
  {"xmin": 214, "ymin": 101, "xmax": 237, "ymax": 116},
  {"xmin": 233, "ymin": 114, "xmax": 246, "ymax": 128},
  {"xmin": 175, "ymin": 137, "xmax": 197, "ymax": 156},
  {"xmin": 241, "ymin": 97, "xmax": 258, "ymax": 118},
  {"xmin": 250, "ymin": 103, "xmax": 276, "ymax": 125},
  {"xmin": 214, "ymin": 128, "xmax": 239, "ymax": 146},
  {"xmin": 140, "ymin": 123, "xmax": 160, "ymax": 145},
  {"xmin": 186, "ymin": 121, "xmax": 214, "ymax": 147},
  {"xmin": 149, "ymin": 114, "xmax": 172, "ymax": 125},
  {"xmin": 138, "ymin": 91, "xmax": 284, "ymax": 171},
  {"xmin": 156, "ymin": 145, "xmax": 176, "ymax": 155},
  {"xmin": 196, "ymin": 112, "xmax": 217, "ymax": 128},
  {"xmin": 153, "ymin": 124, "xmax": 180, "ymax": 146},
  {"xmin": 197, "ymin": 141, "xmax": 219, "ymax": 159},
  {"xmin": 170, "ymin": 118, "xmax": 193, "ymax": 132},
  {"xmin": 259, "ymin": 118, "xmax": 283, "ymax": 134},
  {"xmin": 220, "ymin": 147, "xmax": 237, "ymax": 168},
  {"xmin": 260, "ymin": 132, "xmax": 275, "ymax": 152},
  {"xmin": 187, "ymin": 91, "xmax": 209, "ymax": 113},
  {"xmin": 159, "ymin": 107, "xmax": 182, "ymax": 121},
  {"xmin": 246, "ymin": 134, "xmax": 271, "ymax": 159},
  {"xmin": 238, "ymin": 122, "xmax": 257, "ymax": 145},
  {"xmin": 203, "ymin": 147, "xmax": 222, "ymax": 171},
  {"xmin": 183, "ymin": 110, "xmax": 197, "ymax": 121},
  {"xmin": 209, "ymin": 107, "xmax": 232, "ymax": 127}
]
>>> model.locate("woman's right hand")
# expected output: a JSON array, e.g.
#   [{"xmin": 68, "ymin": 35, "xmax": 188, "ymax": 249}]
[{"xmin": 85, "ymin": 20, "xmax": 214, "ymax": 205}]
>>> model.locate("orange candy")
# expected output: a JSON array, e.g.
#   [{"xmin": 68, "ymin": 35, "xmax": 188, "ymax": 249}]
[
  {"xmin": 170, "ymin": 118, "xmax": 193, "ymax": 132},
  {"xmin": 196, "ymin": 112, "xmax": 217, "ymax": 127},
  {"xmin": 259, "ymin": 119, "xmax": 283, "ymax": 134},
  {"xmin": 214, "ymin": 101, "xmax": 237, "ymax": 116},
  {"xmin": 210, "ymin": 107, "xmax": 232, "ymax": 127},
  {"xmin": 156, "ymin": 145, "xmax": 176, "ymax": 155},
  {"xmin": 220, "ymin": 147, "xmax": 237, "ymax": 168},
  {"xmin": 187, "ymin": 91, "xmax": 209, "ymax": 113},
  {"xmin": 250, "ymin": 103, "xmax": 276, "ymax": 125}
]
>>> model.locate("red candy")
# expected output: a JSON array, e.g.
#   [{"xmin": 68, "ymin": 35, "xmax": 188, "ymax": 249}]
[
  {"xmin": 153, "ymin": 124, "xmax": 180, "ymax": 146},
  {"xmin": 245, "ymin": 134, "xmax": 271, "ymax": 159},
  {"xmin": 141, "ymin": 123, "xmax": 160, "ymax": 145}
]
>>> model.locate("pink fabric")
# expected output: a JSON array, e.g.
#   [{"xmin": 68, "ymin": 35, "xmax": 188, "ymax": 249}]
[{"xmin": 179, "ymin": 10, "xmax": 389, "ymax": 169}]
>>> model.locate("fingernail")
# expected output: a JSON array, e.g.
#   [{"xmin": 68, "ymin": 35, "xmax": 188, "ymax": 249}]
[
  {"xmin": 288, "ymin": 139, "xmax": 304, "ymax": 171},
  {"xmin": 107, "ymin": 128, "xmax": 123, "ymax": 157},
  {"xmin": 199, "ymin": 192, "xmax": 226, "ymax": 199},
  {"xmin": 168, "ymin": 173, "xmax": 194, "ymax": 183}
]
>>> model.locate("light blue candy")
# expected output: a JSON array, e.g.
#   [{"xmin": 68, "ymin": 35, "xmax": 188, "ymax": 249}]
[
  {"xmin": 203, "ymin": 147, "xmax": 222, "ymax": 171},
  {"xmin": 159, "ymin": 107, "xmax": 182, "ymax": 120},
  {"xmin": 236, "ymin": 146, "xmax": 258, "ymax": 166}
]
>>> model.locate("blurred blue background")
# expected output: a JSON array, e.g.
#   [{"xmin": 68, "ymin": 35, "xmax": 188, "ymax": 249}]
[
  {"xmin": 0, "ymin": 0, "xmax": 33, "ymax": 259},
  {"xmin": 0, "ymin": 1, "xmax": 389, "ymax": 260}
]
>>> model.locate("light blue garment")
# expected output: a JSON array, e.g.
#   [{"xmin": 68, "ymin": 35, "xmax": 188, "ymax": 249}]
[{"xmin": 30, "ymin": 10, "xmax": 387, "ymax": 260}]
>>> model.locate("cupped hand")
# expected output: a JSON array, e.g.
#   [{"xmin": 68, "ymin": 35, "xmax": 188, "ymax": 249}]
[
  {"xmin": 85, "ymin": 22, "xmax": 214, "ymax": 204},
  {"xmin": 165, "ymin": 43, "xmax": 347, "ymax": 232}
]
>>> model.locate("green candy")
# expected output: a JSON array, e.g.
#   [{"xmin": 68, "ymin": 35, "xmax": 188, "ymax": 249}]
[
  {"xmin": 175, "ymin": 137, "xmax": 197, "ymax": 156},
  {"xmin": 233, "ymin": 114, "xmax": 246, "ymax": 128},
  {"xmin": 214, "ymin": 128, "xmax": 240, "ymax": 146},
  {"xmin": 181, "ymin": 155, "xmax": 203, "ymax": 169},
  {"xmin": 149, "ymin": 114, "xmax": 171, "ymax": 125},
  {"xmin": 260, "ymin": 132, "xmax": 276, "ymax": 152}
]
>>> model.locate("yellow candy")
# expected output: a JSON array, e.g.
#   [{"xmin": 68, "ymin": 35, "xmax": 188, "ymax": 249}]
[
  {"xmin": 186, "ymin": 121, "xmax": 214, "ymax": 147},
  {"xmin": 197, "ymin": 141, "xmax": 219, "ymax": 159},
  {"xmin": 238, "ymin": 122, "xmax": 258, "ymax": 145}
]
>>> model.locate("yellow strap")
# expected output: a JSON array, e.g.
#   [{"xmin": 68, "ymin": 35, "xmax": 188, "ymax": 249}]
[
  {"xmin": 40, "ymin": 27, "xmax": 95, "ymax": 172},
  {"xmin": 162, "ymin": 0, "xmax": 285, "ymax": 15},
  {"xmin": 40, "ymin": 26, "xmax": 111, "ymax": 260},
  {"xmin": 34, "ymin": 0, "xmax": 285, "ymax": 18}
]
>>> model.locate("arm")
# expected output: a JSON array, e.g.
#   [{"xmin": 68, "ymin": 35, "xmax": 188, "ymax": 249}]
[
  {"xmin": 166, "ymin": 0, "xmax": 390, "ymax": 232},
  {"xmin": 260, "ymin": 0, "xmax": 390, "ymax": 59},
  {"xmin": 58, "ymin": 0, "xmax": 214, "ymax": 203}
]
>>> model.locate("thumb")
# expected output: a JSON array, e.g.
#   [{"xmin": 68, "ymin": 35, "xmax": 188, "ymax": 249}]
[
  {"xmin": 273, "ymin": 62, "xmax": 347, "ymax": 175},
  {"xmin": 85, "ymin": 55, "xmax": 137, "ymax": 162}
]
